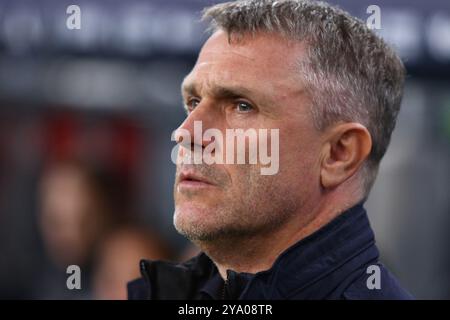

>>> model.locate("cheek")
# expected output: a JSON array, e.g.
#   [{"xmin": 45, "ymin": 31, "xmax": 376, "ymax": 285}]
[
  {"xmin": 217, "ymin": 164, "xmax": 251, "ymax": 199},
  {"xmin": 279, "ymin": 129, "xmax": 321, "ymax": 182},
  {"xmin": 232, "ymin": 163, "xmax": 267, "ymax": 191}
]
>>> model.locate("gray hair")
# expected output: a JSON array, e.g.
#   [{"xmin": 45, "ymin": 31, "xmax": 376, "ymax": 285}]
[{"xmin": 202, "ymin": 0, "xmax": 406, "ymax": 194}]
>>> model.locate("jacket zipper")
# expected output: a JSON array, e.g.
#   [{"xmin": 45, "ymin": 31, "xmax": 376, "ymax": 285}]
[
  {"xmin": 140, "ymin": 260, "xmax": 151, "ymax": 300},
  {"xmin": 221, "ymin": 279, "xmax": 229, "ymax": 300}
]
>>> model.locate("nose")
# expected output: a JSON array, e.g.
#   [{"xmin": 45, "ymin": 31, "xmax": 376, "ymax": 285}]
[{"xmin": 174, "ymin": 101, "xmax": 218, "ymax": 151}]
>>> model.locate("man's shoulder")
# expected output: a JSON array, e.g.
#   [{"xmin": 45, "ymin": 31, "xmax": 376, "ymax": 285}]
[{"xmin": 341, "ymin": 263, "xmax": 413, "ymax": 300}]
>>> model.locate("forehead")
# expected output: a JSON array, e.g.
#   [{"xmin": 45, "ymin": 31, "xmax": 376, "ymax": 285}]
[{"xmin": 183, "ymin": 30, "xmax": 306, "ymax": 94}]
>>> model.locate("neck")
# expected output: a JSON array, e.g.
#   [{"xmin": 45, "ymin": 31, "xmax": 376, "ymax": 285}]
[{"xmin": 197, "ymin": 196, "xmax": 354, "ymax": 280}]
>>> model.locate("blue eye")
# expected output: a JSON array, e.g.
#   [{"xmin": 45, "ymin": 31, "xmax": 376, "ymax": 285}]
[
  {"xmin": 186, "ymin": 98, "xmax": 200, "ymax": 112},
  {"xmin": 236, "ymin": 101, "xmax": 254, "ymax": 112}
]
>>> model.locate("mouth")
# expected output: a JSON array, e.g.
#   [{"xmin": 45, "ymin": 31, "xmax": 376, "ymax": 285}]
[{"xmin": 177, "ymin": 171, "xmax": 216, "ymax": 190}]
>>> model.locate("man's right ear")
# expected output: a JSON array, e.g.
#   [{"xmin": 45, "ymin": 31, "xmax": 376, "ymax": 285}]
[{"xmin": 319, "ymin": 122, "xmax": 372, "ymax": 189}]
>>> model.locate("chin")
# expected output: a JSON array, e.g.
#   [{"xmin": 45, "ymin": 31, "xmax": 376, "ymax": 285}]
[
  {"xmin": 173, "ymin": 203, "xmax": 221, "ymax": 241},
  {"xmin": 174, "ymin": 202, "xmax": 210, "ymax": 227}
]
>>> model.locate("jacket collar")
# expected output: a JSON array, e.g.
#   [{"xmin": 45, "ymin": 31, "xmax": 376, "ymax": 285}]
[
  {"xmin": 239, "ymin": 201, "xmax": 379, "ymax": 299},
  {"xmin": 139, "ymin": 202, "xmax": 379, "ymax": 299}
]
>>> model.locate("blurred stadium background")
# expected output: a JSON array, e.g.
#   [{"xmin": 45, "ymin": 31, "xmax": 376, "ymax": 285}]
[{"xmin": 0, "ymin": 0, "xmax": 449, "ymax": 299}]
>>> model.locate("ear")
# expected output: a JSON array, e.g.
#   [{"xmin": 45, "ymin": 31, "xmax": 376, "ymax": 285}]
[{"xmin": 320, "ymin": 123, "xmax": 372, "ymax": 189}]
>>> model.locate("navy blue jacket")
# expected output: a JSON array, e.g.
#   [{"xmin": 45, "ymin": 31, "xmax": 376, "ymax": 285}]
[{"xmin": 128, "ymin": 203, "xmax": 413, "ymax": 300}]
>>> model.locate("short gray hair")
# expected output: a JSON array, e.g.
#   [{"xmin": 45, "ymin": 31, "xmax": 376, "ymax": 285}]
[{"xmin": 202, "ymin": 0, "xmax": 406, "ymax": 194}]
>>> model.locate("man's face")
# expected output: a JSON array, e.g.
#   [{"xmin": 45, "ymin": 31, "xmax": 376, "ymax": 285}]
[{"xmin": 173, "ymin": 31, "xmax": 322, "ymax": 242}]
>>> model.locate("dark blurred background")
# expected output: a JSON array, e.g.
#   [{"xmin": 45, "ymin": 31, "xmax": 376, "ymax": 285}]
[{"xmin": 0, "ymin": 0, "xmax": 449, "ymax": 299}]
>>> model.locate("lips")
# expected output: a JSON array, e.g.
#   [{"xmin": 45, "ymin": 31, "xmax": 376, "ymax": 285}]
[{"xmin": 178, "ymin": 171, "xmax": 215, "ymax": 187}]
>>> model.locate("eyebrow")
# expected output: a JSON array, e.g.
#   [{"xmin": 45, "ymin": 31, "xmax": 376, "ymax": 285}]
[{"xmin": 183, "ymin": 80, "xmax": 257, "ymax": 100}]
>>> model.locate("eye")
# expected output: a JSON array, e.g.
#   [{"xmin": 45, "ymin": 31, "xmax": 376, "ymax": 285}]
[
  {"xmin": 236, "ymin": 101, "xmax": 254, "ymax": 113},
  {"xmin": 186, "ymin": 98, "xmax": 200, "ymax": 113}
]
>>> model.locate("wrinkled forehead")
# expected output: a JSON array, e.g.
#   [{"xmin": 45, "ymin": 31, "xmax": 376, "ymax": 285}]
[{"xmin": 185, "ymin": 30, "xmax": 307, "ymax": 93}]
